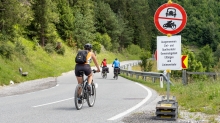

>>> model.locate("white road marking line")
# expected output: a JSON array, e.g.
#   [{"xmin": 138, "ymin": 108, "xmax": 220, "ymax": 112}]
[
  {"xmin": 107, "ymin": 82, "xmax": 153, "ymax": 120},
  {"xmin": 32, "ymin": 97, "xmax": 74, "ymax": 108},
  {"xmin": 32, "ymin": 83, "xmax": 96, "ymax": 108},
  {"xmin": 95, "ymin": 83, "xmax": 98, "ymax": 88}
]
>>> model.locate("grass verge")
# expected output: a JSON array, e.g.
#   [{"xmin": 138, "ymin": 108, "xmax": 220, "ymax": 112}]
[{"xmin": 120, "ymin": 66, "xmax": 220, "ymax": 121}]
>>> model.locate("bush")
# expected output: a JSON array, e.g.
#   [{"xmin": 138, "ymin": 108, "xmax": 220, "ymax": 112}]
[
  {"xmin": 102, "ymin": 33, "xmax": 112, "ymax": 50},
  {"xmin": 44, "ymin": 43, "xmax": 55, "ymax": 53},
  {"xmin": 0, "ymin": 44, "xmax": 14, "ymax": 59},
  {"xmin": 56, "ymin": 46, "xmax": 65, "ymax": 55},
  {"xmin": 92, "ymin": 41, "xmax": 101, "ymax": 54},
  {"xmin": 139, "ymin": 51, "xmax": 151, "ymax": 71},
  {"xmin": 127, "ymin": 44, "xmax": 142, "ymax": 55},
  {"xmin": 94, "ymin": 33, "xmax": 112, "ymax": 51},
  {"xmin": 15, "ymin": 42, "xmax": 26, "ymax": 55}
]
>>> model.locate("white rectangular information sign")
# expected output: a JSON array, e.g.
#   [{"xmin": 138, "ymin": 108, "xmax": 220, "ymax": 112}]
[{"xmin": 157, "ymin": 35, "xmax": 181, "ymax": 70}]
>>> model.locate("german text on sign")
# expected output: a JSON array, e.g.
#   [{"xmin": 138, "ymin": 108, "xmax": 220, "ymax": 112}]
[{"xmin": 157, "ymin": 35, "xmax": 182, "ymax": 70}]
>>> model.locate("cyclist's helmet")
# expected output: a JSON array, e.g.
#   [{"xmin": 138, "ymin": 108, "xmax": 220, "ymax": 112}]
[
  {"xmin": 104, "ymin": 58, "xmax": 106, "ymax": 61},
  {"xmin": 115, "ymin": 58, "xmax": 118, "ymax": 60},
  {"xmin": 84, "ymin": 43, "xmax": 92, "ymax": 50}
]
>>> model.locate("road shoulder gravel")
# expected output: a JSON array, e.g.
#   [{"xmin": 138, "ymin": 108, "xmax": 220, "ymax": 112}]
[{"xmin": 0, "ymin": 77, "xmax": 57, "ymax": 97}]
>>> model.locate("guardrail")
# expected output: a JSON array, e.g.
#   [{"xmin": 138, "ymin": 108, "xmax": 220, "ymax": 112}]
[
  {"xmin": 183, "ymin": 71, "xmax": 220, "ymax": 84},
  {"xmin": 187, "ymin": 72, "xmax": 220, "ymax": 75},
  {"xmin": 121, "ymin": 61, "xmax": 220, "ymax": 85},
  {"xmin": 120, "ymin": 61, "xmax": 165, "ymax": 83}
]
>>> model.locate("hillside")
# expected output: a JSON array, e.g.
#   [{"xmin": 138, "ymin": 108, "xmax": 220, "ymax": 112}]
[
  {"xmin": 0, "ymin": 38, "xmax": 139, "ymax": 86},
  {"xmin": 0, "ymin": 0, "xmax": 220, "ymax": 85}
]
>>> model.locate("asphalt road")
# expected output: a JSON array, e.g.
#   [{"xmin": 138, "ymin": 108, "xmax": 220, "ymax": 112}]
[{"xmin": 0, "ymin": 60, "xmax": 159, "ymax": 123}]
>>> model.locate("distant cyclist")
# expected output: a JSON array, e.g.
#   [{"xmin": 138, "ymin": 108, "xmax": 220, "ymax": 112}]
[
  {"xmin": 112, "ymin": 58, "xmax": 120, "ymax": 78},
  {"xmin": 100, "ymin": 58, "xmax": 109, "ymax": 73},
  {"xmin": 75, "ymin": 43, "xmax": 100, "ymax": 91}
]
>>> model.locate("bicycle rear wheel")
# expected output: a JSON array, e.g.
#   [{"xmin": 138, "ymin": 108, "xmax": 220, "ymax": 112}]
[
  {"xmin": 104, "ymin": 71, "xmax": 107, "ymax": 79},
  {"xmin": 87, "ymin": 82, "xmax": 96, "ymax": 107},
  {"xmin": 115, "ymin": 74, "xmax": 118, "ymax": 80},
  {"xmin": 74, "ymin": 84, "xmax": 83, "ymax": 110},
  {"xmin": 101, "ymin": 72, "xmax": 105, "ymax": 78},
  {"xmin": 114, "ymin": 73, "xmax": 118, "ymax": 80}
]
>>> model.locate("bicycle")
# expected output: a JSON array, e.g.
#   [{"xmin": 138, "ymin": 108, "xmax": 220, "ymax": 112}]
[
  {"xmin": 101, "ymin": 70, "xmax": 107, "ymax": 79},
  {"xmin": 101, "ymin": 67, "xmax": 108, "ymax": 79},
  {"xmin": 74, "ymin": 69, "xmax": 96, "ymax": 110},
  {"xmin": 114, "ymin": 68, "xmax": 120, "ymax": 80}
]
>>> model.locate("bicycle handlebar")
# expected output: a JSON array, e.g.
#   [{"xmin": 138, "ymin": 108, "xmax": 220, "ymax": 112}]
[{"xmin": 92, "ymin": 69, "xmax": 97, "ymax": 73}]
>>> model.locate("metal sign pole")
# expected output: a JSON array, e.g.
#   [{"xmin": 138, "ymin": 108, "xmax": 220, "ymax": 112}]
[{"xmin": 166, "ymin": 72, "xmax": 170, "ymax": 102}]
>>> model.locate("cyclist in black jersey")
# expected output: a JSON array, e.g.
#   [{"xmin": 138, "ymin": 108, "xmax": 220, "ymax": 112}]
[{"xmin": 75, "ymin": 43, "xmax": 100, "ymax": 90}]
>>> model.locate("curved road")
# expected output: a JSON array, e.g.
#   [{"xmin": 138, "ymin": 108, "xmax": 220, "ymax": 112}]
[{"xmin": 0, "ymin": 60, "xmax": 158, "ymax": 123}]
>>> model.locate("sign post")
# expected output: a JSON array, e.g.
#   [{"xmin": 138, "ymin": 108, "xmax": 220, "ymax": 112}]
[{"xmin": 154, "ymin": 0, "xmax": 187, "ymax": 120}]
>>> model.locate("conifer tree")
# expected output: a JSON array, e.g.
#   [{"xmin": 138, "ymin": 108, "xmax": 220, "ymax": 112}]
[
  {"xmin": 73, "ymin": 0, "xmax": 95, "ymax": 49},
  {"xmin": 31, "ymin": 0, "xmax": 59, "ymax": 46},
  {"xmin": 56, "ymin": 0, "xmax": 75, "ymax": 47},
  {"xmin": 0, "ymin": 0, "xmax": 33, "ymax": 37}
]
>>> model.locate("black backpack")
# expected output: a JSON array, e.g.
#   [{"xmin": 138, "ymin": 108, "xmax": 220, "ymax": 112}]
[{"xmin": 75, "ymin": 50, "xmax": 88, "ymax": 64}]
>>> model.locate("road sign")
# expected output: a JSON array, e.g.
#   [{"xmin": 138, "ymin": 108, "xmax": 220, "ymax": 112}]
[
  {"xmin": 157, "ymin": 35, "xmax": 181, "ymax": 70},
  {"xmin": 182, "ymin": 55, "xmax": 188, "ymax": 69},
  {"xmin": 154, "ymin": 3, "xmax": 187, "ymax": 35}
]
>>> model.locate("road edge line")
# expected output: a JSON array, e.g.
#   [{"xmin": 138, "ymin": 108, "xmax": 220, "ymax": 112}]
[{"xmin": 107, "ymin": 82, "xmax": 152, "ymax": 120}]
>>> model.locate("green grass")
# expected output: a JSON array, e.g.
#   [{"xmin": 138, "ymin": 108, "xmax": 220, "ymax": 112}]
[
  {"xmin": 0, "ymin": 38, "xmax": 139, "ymax": 86},
  {"xmin": 121, "ymin": 65, "xmax": 220, "ymax": 116}
]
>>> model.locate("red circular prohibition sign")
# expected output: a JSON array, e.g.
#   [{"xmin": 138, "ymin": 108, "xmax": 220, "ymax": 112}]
[{"xmin": 154, "ymin": 3, "xmax": 187, "ymax": 35}]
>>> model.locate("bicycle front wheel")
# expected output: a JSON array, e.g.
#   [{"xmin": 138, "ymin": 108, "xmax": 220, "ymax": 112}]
[
  {"xmin": 74, "ymin": 84, "xmax": 83, "ymax": 110},
  {"xmin": 87, "ymin": 82, "xmax": 96, "ymax": 107}
]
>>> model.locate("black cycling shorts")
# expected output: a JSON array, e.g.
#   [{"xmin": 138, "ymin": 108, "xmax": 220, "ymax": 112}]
[{"xmin": 75, "ymin": 64, "xmax": 91, "ymax": 77}]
